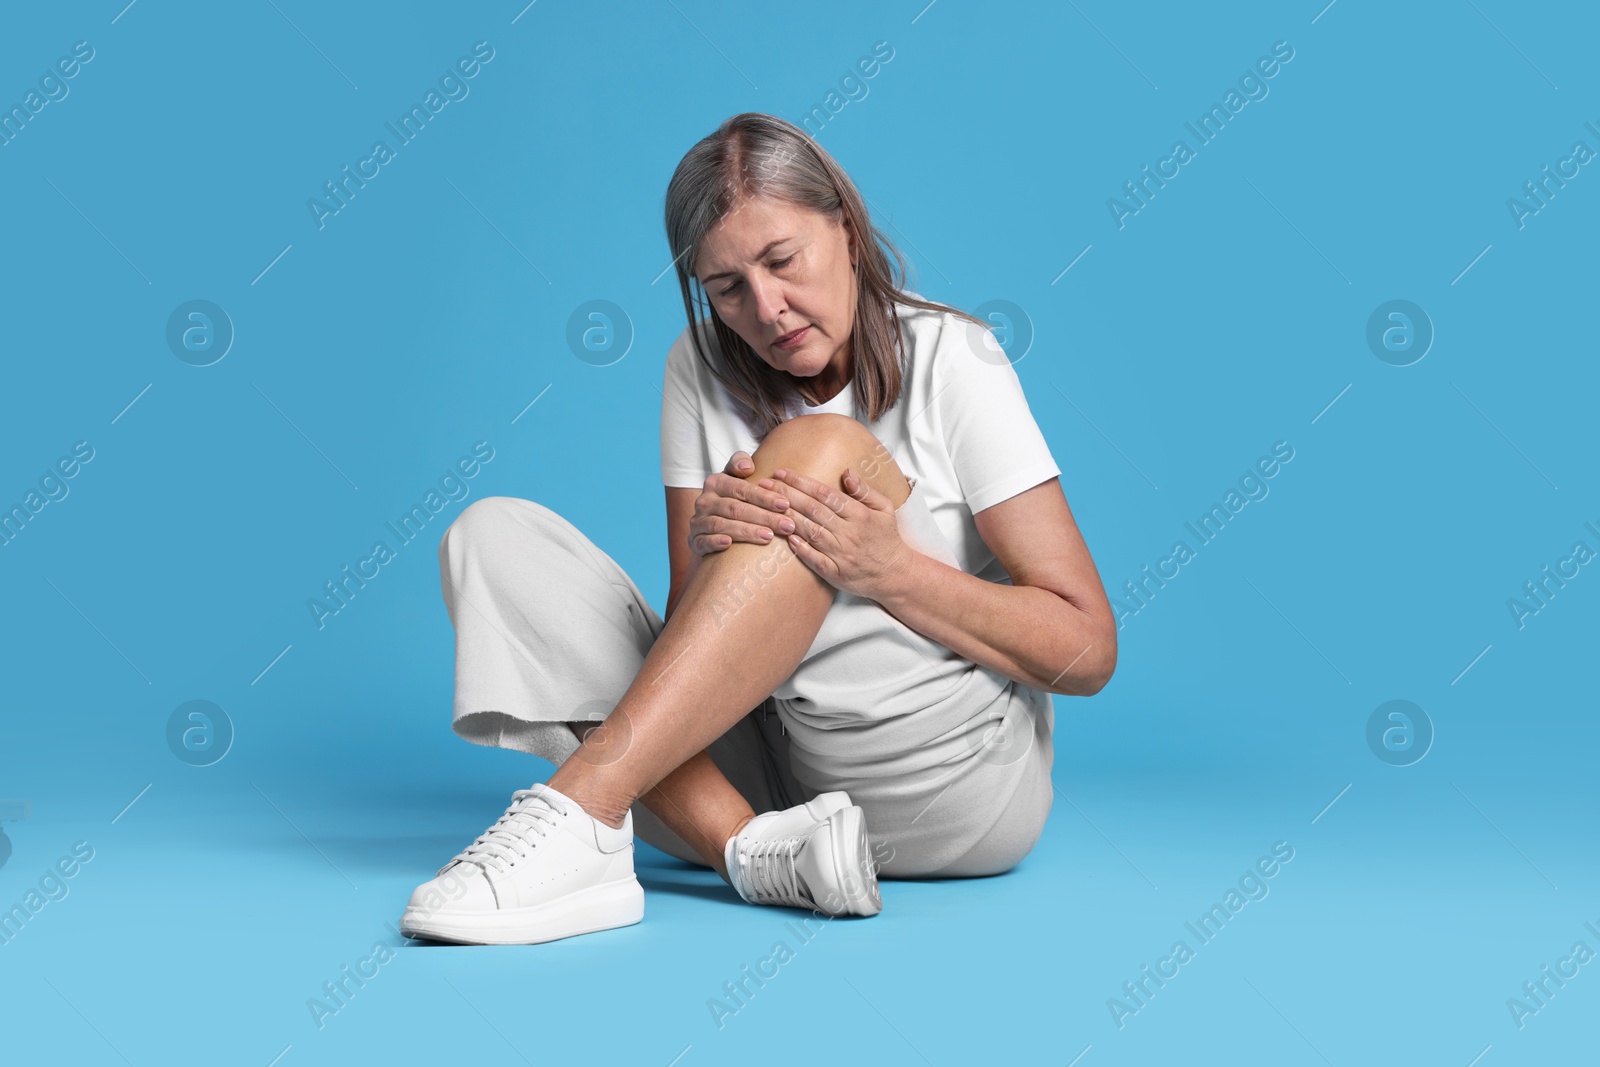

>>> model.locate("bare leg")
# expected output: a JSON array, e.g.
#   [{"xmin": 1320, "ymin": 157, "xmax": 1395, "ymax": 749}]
[
  {"xmin": 567, "ymin": 723, "xmax": 750, "ymax": 879},
  {"xmin": 547, "ymin": 414, "xmax": 910, "ymax": 857}
]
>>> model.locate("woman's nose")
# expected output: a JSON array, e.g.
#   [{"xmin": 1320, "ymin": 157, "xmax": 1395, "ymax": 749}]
[{"xmin": 749, "ymin": 275, "xmax": 786, "ymax": 324}]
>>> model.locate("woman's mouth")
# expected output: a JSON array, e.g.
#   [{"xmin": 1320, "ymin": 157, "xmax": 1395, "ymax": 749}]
[{"xmin": 773, "ymin": 325, "xmax": 810, "ymax": 350}]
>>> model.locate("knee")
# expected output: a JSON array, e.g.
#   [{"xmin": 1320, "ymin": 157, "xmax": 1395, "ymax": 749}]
[
  {"xmin": 760, "ymin": 413, "xmax": 870, "ymax": 458},
  {"xmin": 439, "ymin": 495, "xmax": 543, "ymax": 561},
  {"xmin": 444, "ymin": 495, "xmax": 521, "ymax": 544},
  {"xmin": 757, "ymin": 413, "xmax": 905, "ymax": 498}
]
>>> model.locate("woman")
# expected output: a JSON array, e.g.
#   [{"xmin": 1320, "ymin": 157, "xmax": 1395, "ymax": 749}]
[{"xmin": 399, "ymin": 112, "xmax": 1117, "ymax": 945}]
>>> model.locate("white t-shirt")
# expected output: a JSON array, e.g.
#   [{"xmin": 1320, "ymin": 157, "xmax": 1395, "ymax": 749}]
[{"xmin": 659, "ymin": 296, "xmax": 1062, "ymax": 587}]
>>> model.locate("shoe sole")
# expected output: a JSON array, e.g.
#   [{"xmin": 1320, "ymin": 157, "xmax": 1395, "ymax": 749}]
[
  {"xmin": 821, "ymin": 806, "xmax": 883, "ymax": 917},
  {"xmin": 398, "ymin": 876, "xmax": 644, "ymax": 945}
]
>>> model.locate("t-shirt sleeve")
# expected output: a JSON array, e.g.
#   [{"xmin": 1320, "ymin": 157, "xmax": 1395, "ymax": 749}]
[
  {"xmin": 933, "ymin": 313, "xmax": 1062, "ymax": 515},
  {"xmin": 660, "ymin": 330, "xmax": 713, "ymax": 489}
]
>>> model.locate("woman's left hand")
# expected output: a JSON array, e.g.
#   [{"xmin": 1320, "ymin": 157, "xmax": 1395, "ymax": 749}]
[{"xmin": 761, "ymin": 466, "xmax": 916, "ymax": 602}]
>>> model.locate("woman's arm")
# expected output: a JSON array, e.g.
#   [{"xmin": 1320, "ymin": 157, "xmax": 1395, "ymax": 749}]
[
  {"xmin": 873, "ymin": 477, "xmax": 1117, "ymax": 697},
  {"xmin": 663, "ymin": 486, "xmax": 702, "ymax": 623}
]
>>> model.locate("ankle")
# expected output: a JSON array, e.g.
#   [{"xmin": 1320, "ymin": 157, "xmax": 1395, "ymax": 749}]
[
  {"xmin": 715, "ymin": 814, "xmax": 759, "ymax": 881},
  {"xmin": 547, "ymin": 778, "xmax": 633, "ymax": 830},
  {"xmin": 574, "ymin": 795, "xmax": 630, "ymax": 830},
  {"xmin": 726, "ymin": 813, "xmax": 757, "ymax": 845}
]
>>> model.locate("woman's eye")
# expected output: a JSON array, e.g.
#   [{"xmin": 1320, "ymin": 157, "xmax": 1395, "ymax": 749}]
[{"xmin": 717, "ymin": 256, "xmax": 790, "ymax": 296}]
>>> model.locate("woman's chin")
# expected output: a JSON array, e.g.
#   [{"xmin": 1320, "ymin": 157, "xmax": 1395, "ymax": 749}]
[{"xmin": 770, "ymin": 350, "xmax": 810, "ymax": 372}]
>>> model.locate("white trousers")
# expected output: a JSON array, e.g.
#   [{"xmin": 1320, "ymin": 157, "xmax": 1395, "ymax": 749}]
[{"xmin": 438, "ymin": 489, "xmax": 1055, "ymax": 877}]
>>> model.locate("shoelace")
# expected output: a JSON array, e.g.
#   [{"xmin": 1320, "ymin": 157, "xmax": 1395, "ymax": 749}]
[
  {"xmin": 444, "ymin": 789, "xmax": 563, "ymax": 876},
  {"xmin": 732, "ymin": 834, "xmax": 814, "ymax": 908}
]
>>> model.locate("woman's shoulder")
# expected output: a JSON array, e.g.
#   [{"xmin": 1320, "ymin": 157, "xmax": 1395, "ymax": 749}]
[
  {"xmin": 665, "ymin": 316, "xmax": 721, "ymax": 381},
  {"xmin": 894, "ymin": 292, "xmax": 989, "ymax": 337},
  {"xmin": 891, "ymin": 292, "xmax": 945, "ymax": 331},
  {"xmin": 891, "ymin": 294, "xmax": 989, "ymax": 375},
  {"xmin": 667, "ymin": 314, "xmax": 715, "ymax": 356}
]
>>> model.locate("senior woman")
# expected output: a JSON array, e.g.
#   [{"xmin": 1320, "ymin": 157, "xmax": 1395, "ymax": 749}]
[{"xmin": 399, "ymin": 112, "xmax": 1116, "ymax": 946}]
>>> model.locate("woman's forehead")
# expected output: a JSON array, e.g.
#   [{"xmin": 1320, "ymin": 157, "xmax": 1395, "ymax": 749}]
[{"xmin": 698, "ymin": 199, "xmax": 828, "ymax": 274}]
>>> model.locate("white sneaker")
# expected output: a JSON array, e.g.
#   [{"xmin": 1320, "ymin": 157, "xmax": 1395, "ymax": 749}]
[
  {"xmin": 724, "ymin": 791, "xmax": 883, "ymax": 917},
  {"xmin": 399, "ymin": 782, "xmax": 644, "ymax": 945}
]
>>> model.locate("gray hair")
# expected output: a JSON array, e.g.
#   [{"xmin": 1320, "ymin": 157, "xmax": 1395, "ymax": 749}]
[{"xmin": 663, "ymin": 111, "xmax": 986, "ymax": 440}]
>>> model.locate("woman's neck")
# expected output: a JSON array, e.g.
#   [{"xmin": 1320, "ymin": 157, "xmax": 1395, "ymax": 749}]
[
  {"xmin": 803, "ymin": 377, "xmax": 847, "ymax": 406},
  {"xmin": 797, "ymin": 345, "xmax": 852, "ymax": 406}
]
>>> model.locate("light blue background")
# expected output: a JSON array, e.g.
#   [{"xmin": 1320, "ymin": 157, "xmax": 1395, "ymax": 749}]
[{"xmin": 1, "ymin": 1, "xmax": 1595, "ymax": 1064}]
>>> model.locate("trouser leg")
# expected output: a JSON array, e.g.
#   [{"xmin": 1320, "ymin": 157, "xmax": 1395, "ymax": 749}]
[{"xmin": 437, "ymin": 495, "xmax": 806, "ymax": 863}]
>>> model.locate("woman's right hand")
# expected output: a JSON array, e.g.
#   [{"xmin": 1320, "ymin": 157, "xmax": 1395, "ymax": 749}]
[{"xmin": 688, "ymin": 450, "xmax": 799, "ymax": 557}]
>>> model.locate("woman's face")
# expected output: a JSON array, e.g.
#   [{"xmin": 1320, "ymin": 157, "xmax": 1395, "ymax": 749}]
[{"xmin": 694, "ymin": 195, "xmax": 858, "ymax": 389}]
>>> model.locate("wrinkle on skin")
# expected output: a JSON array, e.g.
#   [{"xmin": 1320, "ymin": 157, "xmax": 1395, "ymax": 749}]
[{"xmin": 694, "ymin": 195, "xmax": 859, "ymax": 406}]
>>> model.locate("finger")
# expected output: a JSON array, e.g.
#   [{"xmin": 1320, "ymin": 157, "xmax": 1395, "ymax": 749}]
[
  {"xmin": 724, "ymin": 450, "xmax": 754, "ymax": 476},
  {"xmin": 703, "ymin": 486, "xmax": 796, "ymax": 531},
  {"xmin": 698, "ymin": 514, "xmax": 786, "ymax": 545},
  {"xmin": 713, "ymin": 472, "xmax": 793, "ymax": 515},
  {"xmin": 771, "ymin": 468, "xmax": 852, "ymax": 519},
  {"xmin": 691, "ymin": 531, "xmax": 730, "ymax": 556},
  {"xmin": 731, "ymin": 500, "xmax": 797, "ymax": 535},
  {"xmin": 772, "ymin": 468, "xmax": 850, "ymax": 513},
  {"xmin": 726, "ymin": 492, "xmax": 800, "ymax": 524},
  {"xmin": 688, "ymin": 516, "xmax": 731, "ymax": 554},
  {"xmin": 841, "ymin": 466, "xmax": 893, "ymax": 512},
  {"xmin": 740, "ymin": 521, "xmax": 780, "ymax": 543},
  {"xmin": 783, "ymin": 530, "xmax": 828, "ymax": 577},
  {"xmin": 762, "ymin": 482, "xmax": 833, "ymax": 543}
]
